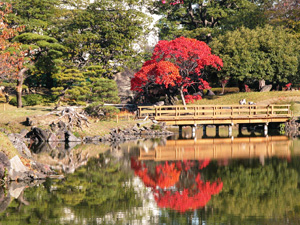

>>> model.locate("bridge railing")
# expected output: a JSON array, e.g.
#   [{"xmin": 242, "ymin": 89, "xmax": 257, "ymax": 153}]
[{"xmin": 138, "ymin": 104, "xmax": 292, "ymax": 119}]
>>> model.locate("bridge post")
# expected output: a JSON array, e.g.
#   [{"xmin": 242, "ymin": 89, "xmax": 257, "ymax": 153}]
[
  {"xmin": 264, "ymin": 123, "xmax": 268, "ymax": 136},
  {"xmin": 228, "ymin": 124, "xmax": 233, "ymax": 137},
  {"xmin": 191, "ymin": 125, "xmax": 197, "ymax": 138}
]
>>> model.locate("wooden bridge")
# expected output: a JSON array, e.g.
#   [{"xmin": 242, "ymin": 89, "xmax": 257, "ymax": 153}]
[
  {"xmin": 138, "ymin": 104, "xmax": 292, "ymax": 136},
  {"xmin": 138, "ymin": 104, "xmax": 292, "ymax": 125}
]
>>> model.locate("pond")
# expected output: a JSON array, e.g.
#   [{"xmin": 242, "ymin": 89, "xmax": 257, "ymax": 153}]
[{"xmin": 1, "ymin": 126, "xmax": 300, "ymax": 225}]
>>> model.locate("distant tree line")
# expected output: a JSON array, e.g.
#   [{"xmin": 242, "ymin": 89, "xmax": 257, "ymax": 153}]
[{"xmin": 1, "ymin": 0, "xmax": 300, "ymax": 106}]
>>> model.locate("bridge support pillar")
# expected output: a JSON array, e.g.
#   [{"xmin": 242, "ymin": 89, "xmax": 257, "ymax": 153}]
[
  {"xmin": 228, "ymin": 124, "xmax": 233, "ymax": 137},
  {"xmin": 264, "ymin": 123, "xmax": 268, "ymax": 136},
  {"xmin": 191, "ymin": 125, "xmax": 197, "ymax": 139},
  {"xmin": 202, "ymin": 125, "xmax": 207, "ymax": 137}
]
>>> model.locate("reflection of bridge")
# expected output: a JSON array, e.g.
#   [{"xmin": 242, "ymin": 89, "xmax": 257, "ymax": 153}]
[
  {"xmin": 138, "ymin": 105, "xmax": 292, "ymax": 136},
  {"xmin": 139, "ymin": 136, "xmax": 292, "ymax": 161}
]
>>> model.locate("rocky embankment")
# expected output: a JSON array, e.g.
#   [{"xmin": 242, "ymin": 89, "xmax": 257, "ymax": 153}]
[
  {"xmin": 285, "ymin": 118, "xmax": 300, "ymax": 137},
  {"xmin": 0, "ymin": 116, "xmax": 173, "ymax": 183}
]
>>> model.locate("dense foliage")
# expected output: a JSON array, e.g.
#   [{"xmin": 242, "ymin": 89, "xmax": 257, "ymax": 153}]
[
  {"xmin": 210, "ymin": 25, "xmax": 300, "ymax": 89},
  {"xmin": 0, "ymin": 0, "xmax": 300, "ymax": 106},
  {"xmin": 131, "ymin": 37, "xmax": 223, "ymax": 104}
]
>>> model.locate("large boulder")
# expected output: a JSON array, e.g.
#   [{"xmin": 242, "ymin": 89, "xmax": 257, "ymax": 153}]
[
  {"xmin": 206, "ymin": 89, "xmax": 215, "ymax": 96},
  {"xmin": 260, "ymin": 84, "xmax": 272, "ymax": 92},
  {"xmin": 26, "ymin": 127, "xmax": 50, "ymax": 143},
  {"xmin": 65, "ymin": 131, "xmax": 81, "ymax": 142},
  {"xmin": 7, "ymin": 133, "xmax": 31, "ymax": 158}
]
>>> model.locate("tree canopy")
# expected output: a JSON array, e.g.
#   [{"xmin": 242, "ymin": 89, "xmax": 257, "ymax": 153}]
[
  {"xmin": 209, "ymin": 25, "xmax": 300, "ymax": 89},
  {"xmin": 131, "ymin": 36, "xmax": 222, "ymax": 105}
]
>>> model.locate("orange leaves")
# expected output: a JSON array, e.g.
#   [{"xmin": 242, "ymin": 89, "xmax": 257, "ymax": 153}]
[
  {"xmin": 131, "ymin": 60, "xmax": 181, "ymax": 92},
  {"xmin": 0, "ymin": 3, "xmax": 27, "ymax": 80},
  {"xmin": 131, "ymin": 36, "xmax": 223, "ymax": 101},
  {"xmin": 131, "ymin": 158, "xmax": 180, "ymax": 189},
  {"xmin": 131, "ymin": 158, "xmax": 223, "ymax": 213}
]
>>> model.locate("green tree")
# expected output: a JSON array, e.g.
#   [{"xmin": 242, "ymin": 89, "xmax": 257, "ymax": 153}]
[
  {"xmin": 14, "ymin": 33, "xmax": 66, "ymax": 88},
  {"xmin": 57, "ymin": 0, "xmax": 152, "ymax": 74},
  {"xmin": 52, "ymin": 67, "xmax": 120, "ymax": 104},
  {"xmin": 262, "ymin": 0, "xmax": 300, "ymax": 33},
  {"xmin": 3, "ymin": 0, "xmax": 61, "ymax": 34},
  {"xmin": 149, "ymin": 0, "xmax": 264, "ymax": 42},
  {"xmin": 209, "ymin": 25, "xmax": 300, "ymax": 89}
]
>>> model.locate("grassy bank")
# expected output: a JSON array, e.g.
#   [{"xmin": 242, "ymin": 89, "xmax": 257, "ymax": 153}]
[{"xmin": 1, "ymin": 90, "xmax": 300, "ymax": 158}]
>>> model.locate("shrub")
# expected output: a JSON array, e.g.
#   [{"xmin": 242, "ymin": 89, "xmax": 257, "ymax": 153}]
[
  {"xmin": 23, "ymin": 94, "xmax": 44, "ymax": 106},
  {"xmin": 9, "ymin": 97, "xmax": 27, "ymax": 106},
  {"xmin": 85, "ymin": 103, "xmax": 120, "ymax": 120},
  {"xmin": 210, "ymin": 87, "xmax": 239, "ymax": 95}
]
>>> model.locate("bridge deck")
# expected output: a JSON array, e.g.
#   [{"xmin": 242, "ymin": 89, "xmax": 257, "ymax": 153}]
[{"xmin": 138, "ymin": 104, "xmax": 292, "ymax": 125}]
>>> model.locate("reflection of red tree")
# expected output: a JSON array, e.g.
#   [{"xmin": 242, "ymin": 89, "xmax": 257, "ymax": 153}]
[
  {"xmin": 155, "ymin": 174, "xmax": 223, "ymax": 213},
  {"xmin": 131, "ymin": 158, "xmax": 223, "ymax": 213},
  {"xmin": 131, "ymin": 158, "xmax": 180, "ymax": 189}
]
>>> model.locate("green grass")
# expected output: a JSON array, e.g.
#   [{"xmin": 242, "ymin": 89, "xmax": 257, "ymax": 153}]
[
  {"xmin": 191, "ymin": 91, "xmax": 300, "ymax": 115},
  {"xmin": 197, "ymin": 91, "xmax": 300, "ymax": 105},
  {"xmin": 0, "ymin": 132, "xmax": 19, "ymax": 159}
]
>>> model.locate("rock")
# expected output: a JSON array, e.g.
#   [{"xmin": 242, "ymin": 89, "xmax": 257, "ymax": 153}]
[
  {"xmin": 8, "ymin": 133, "xmax": 32, "ymax": 158},
  {"xmin": 55, "ymin": 130, "xmax": 66, "ymax": 141},
  {"xmin": 0, "ymin": 152, "xmax": 10, "ymax": 179},
  {"xmin": 57, "ymin": 121, "xmax": 67, "ymax": 131},
  {"xmin": 47, "ymin": 133, "xmax": 58, "ymax": 142},
  {"xmin": 25, "ymin": 117, "xmax": 37, "ymax": 126},
  {"xmin": 154, "ymin": 101, "xmax": 164, "ymax": 106},
  {"xmin": 9, "ymin": 156, "xmax": 29, "ymax": 181},
  {"xmin": 27, "ymin": 127, "xmax": 49, "ymax": 142},
  {"xmin": 260, "ymin": 84, "xmax": 272, "ymax": 92},
  {"xmin": 20, "ymin": 129, "xmax": 29, "ymax": 137},
  {"xmin": 9, "ymin": 156, "xmax": 28, "ymax": 173},
  {"xmin": 193, "ymin": 91, "xmax": 203, "ymax": 97},
  {"xmin": 206, "ymin": 89, "xmax": 215, "ymax": 96},
  {"xmin": 65, "ymin": 131, "xmax": 81, "ymax": 142}
]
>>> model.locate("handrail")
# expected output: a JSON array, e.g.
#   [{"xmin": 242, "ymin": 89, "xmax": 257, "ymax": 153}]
[{"xmin": 138, "ymin": 104, "xmax": 292, "ymax": 119}]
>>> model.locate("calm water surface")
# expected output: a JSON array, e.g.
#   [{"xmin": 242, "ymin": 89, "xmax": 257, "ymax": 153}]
[{"xmin": 1, "ymin": 127, "xmax": 300, "ymax": 225}]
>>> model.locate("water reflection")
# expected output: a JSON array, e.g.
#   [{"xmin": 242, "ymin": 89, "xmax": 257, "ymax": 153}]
[
  {"xmin": 131, "ymin": 158, "xmax": 223, "ymax": 213},
  {"xmin": 139, "ymin": 136, "xmax": 293, "ymax": 161},
  {"xmin": 1, "ymin": 135, "xmax": 300, "ymax": 224}
]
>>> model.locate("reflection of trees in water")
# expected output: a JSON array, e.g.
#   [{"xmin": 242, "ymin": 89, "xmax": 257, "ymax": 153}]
[
  {"xmin": 0, "ymin": 153, "xmax": 142, "ymax": 224},
  {"xmin": 131, "ymin": 158, "xmax": 223, "ymax": 213},
  {"xmin": 207, "ymin": 158, "xmax": 300, "ymax": 223}
]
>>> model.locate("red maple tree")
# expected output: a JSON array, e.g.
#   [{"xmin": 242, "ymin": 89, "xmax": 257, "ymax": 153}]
[
  {"xmin": 0, "ymin": 3, "xmax": 28, "ymax": 108},
  {"xmin": 131, "ymin": 37, "xmax": 223, "ymax": 105}
]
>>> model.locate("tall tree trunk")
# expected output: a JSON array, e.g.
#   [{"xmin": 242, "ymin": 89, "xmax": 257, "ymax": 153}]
[
  {"xmin": 16, "ymin": 68, "xmax": 28, "ymax": 108},
  {"xmin": 180, "ymin": 87, "xmax": 187, "ymax": 109}
]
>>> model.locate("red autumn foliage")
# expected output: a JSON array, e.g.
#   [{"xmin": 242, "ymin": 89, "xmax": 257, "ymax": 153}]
[
  {"xmin": 131, "ymin": 158, "xmax": 181, "ymax": 189},
  {"xmin": 131, "ymin": 37, "xmax": 223, "ymax": 104},
  {"xmin": 155, "ymin": 174, "xmax": 223, "ymax": 213},
  {"xmin": 0, "ymin": 3, "xmax": 26, "ymax": 80},
  {"xmin": 131, "ymin": 60, "xmax": 181, "ymax": 93},
  {"xmin": 184, "ymin": 95, "xmax": 202, "ymax": 103},
  {"xmin": 131, "ymin": 158, "xmax": 223, "ymax": 213}
]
